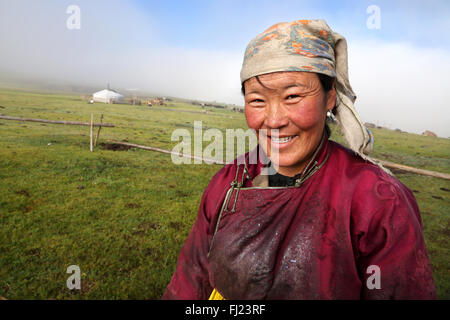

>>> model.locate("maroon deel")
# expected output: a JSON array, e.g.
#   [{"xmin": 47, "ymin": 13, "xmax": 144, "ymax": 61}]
[{"xmin": 162, "ymin": 137, "xmax": 437, "ymax": 299}]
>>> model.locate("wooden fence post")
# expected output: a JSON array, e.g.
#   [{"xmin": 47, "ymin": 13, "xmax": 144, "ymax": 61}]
[
  {"xmin": 90, "ymin": 114, "xmax": 94, "ymax": 152},
  {"xmin": 94, "ymin": 114, "xmax": 103, "ymax": 146}
]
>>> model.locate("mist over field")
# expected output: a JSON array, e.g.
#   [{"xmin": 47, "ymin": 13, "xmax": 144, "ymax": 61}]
[{"xmin": 0, "ymin": 0, "xmax": 449, "ymax": 137}]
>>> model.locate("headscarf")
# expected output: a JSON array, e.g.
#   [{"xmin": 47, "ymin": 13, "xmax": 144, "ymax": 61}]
[{"xmin": 240, "ymin": 19, "xmax": 374, "ymax": 156}]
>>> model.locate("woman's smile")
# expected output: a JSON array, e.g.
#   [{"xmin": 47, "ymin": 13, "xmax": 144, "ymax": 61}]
[{"xmin": 265, "ymin": 133, "xmax": 299, "ymax": 149}]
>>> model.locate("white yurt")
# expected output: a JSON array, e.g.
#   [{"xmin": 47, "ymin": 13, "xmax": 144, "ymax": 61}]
[{"xmin": 92, "ymin": 88, "xmax": 124, "ymax": 104}]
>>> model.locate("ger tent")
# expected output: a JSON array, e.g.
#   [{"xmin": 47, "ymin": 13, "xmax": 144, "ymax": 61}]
[{"xmin": 92, "ymin": 89, "xmax": 124, "ymax": 104}]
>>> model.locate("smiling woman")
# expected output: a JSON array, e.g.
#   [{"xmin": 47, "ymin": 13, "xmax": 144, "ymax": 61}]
[
  {"xmin": 162, "ymin": 19, "xmax": 437, "ymax": 300},
  {"xmin": 243, "ymin": 71, "xmax": 335, "ymax": 177}
]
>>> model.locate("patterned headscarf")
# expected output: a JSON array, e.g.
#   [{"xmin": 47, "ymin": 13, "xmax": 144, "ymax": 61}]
[{"xmin": 240, "ymin": 19, "xmax": 373, "ymax": 156}]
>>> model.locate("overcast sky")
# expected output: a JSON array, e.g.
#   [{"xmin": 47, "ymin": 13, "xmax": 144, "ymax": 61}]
[{"xmin": 0, "ymin": 0, "xmax": 449, "ymax": 137}]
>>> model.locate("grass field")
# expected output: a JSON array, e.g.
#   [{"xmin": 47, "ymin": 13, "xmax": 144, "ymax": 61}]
[{"xmin": 0, "ymin": 88, "xmax": 448, "ymax": 299}]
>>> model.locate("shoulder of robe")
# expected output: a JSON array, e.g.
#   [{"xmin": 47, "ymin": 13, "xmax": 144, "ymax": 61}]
[{"xmin": 328, "ymin": 141, "xmax": 418, "ymax": 217}]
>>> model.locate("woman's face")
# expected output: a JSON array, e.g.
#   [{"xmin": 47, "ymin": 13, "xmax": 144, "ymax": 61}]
[{"xmin": 244, "ymin": 71, "xmax": 336, "ymax": 177}]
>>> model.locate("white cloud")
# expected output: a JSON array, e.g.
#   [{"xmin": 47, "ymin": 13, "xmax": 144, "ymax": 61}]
[{"xmin": 349, "ymin": 40, "xmax": 450, "ymax": 137}]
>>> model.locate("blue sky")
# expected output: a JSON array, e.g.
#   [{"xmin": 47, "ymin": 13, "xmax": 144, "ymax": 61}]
[
  {"xmin": 0, "ymin": 0, "xmax": 449, "ymax": 136},
  {"xmin": 132, "ymin": 0, "xmax": 450, "ymax": 50}
]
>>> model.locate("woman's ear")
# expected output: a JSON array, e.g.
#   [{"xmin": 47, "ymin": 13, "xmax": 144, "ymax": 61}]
[{"xmin": 326, "ymin": 81, "xmax": 337, "ymax": 112}]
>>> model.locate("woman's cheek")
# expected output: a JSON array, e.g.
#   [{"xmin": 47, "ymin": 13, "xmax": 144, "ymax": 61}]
[
  {"xmin": 290, "ymin": 101, "xmax": 323, "ymax": 130},
  {"xmin": 245, "ymin": 106, "xmax": 264, "ymax": 130}
]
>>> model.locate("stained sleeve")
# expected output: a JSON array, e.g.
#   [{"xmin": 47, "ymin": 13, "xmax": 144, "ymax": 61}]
[{"xmin": 351, "ymin": 175, "xmax": 437, "ymax": 300}]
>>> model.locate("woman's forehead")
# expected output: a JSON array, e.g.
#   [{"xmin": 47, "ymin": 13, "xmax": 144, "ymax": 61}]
[{"xmin": 245, "ymin": 71, "xmax": 319, "ymax": 91}]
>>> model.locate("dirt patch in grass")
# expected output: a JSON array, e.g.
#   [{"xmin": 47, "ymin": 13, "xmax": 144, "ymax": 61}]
[
  {"xmin": 138, "ymin": 221, "xmax": 159, "ymax": 231},
  {"xmin": 131, "ymin": 230, "xmax": 146, "ymax": 236},
  {"xmin": 15, "ymin": 189, "xmax": 30, "ymax": 197},
  {"xmin": 74, "ymin": 278, "xmax": 95, "ymax": 295},
  {"xmin": 176, "ymin": 190, "xmax": 190, "ymax": 197},
  {"xmin": 100, "ymin": 143, "xmax": 132, "ymax": 151},
  {"xmin": 169, "ymin": 221, "xmax": 182, "ymax": 231},
  {"xmin": 22, "ymin": 203, "xmax": 34, "ymax": 213},
  {"xmin": 125, "ymin": 202, "xmax": 141, "ymax": 209},
  {"xmin": 26, "ymin": 248, "xmax": 41, "ymax": 256},
  {"xmin": 132, "ymin": 221, "xmax": 160, "ymax": 236}
]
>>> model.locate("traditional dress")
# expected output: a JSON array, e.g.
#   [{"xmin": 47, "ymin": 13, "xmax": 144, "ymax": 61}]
[{"xmin": 162, "ymin": 135, "xmax": 436, "ymax": 299}]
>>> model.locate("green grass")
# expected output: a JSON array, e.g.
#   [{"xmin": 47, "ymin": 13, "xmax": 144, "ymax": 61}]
[{"xmin": 0, "ymin": 88, "xmax": 448, "ymax": 299}]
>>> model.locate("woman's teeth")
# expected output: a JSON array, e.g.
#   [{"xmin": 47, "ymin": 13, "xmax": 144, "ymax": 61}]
[{"xmin": 271, "ymin": 136, "xmax": 295, "ymax": 143}]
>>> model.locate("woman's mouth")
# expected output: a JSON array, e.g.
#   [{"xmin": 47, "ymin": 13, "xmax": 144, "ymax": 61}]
[
  {"xmin": 266, "ymin": 135, "xmax": 298, "ymax": 150},
  {"xmin": 270, "ymin": 135, "xmax": 296, "ymax": 143}
]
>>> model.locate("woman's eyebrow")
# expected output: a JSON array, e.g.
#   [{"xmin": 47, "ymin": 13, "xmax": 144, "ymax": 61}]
[
  {"xmin": 245, "ymin": 89, "xmax": 262, "ymax": 95},
  {"xmin": 246, "ymin": 83, "xmax": 307, "ymax": 95}
]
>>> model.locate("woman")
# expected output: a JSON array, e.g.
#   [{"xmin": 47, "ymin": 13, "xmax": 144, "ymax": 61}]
[{"xmin": 162, "ymin": 19, "xmax": 436, "ymax": 299}]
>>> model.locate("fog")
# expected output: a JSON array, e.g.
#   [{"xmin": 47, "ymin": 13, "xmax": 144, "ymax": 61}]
[{"xmin": 0, "ymin": 0, "xmax": 449, "ymax": 137}]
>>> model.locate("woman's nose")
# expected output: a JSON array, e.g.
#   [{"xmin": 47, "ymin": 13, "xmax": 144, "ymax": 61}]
[{"xmin": 264, "ymin": 102, "xmax": 289, "ymax": 129}]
